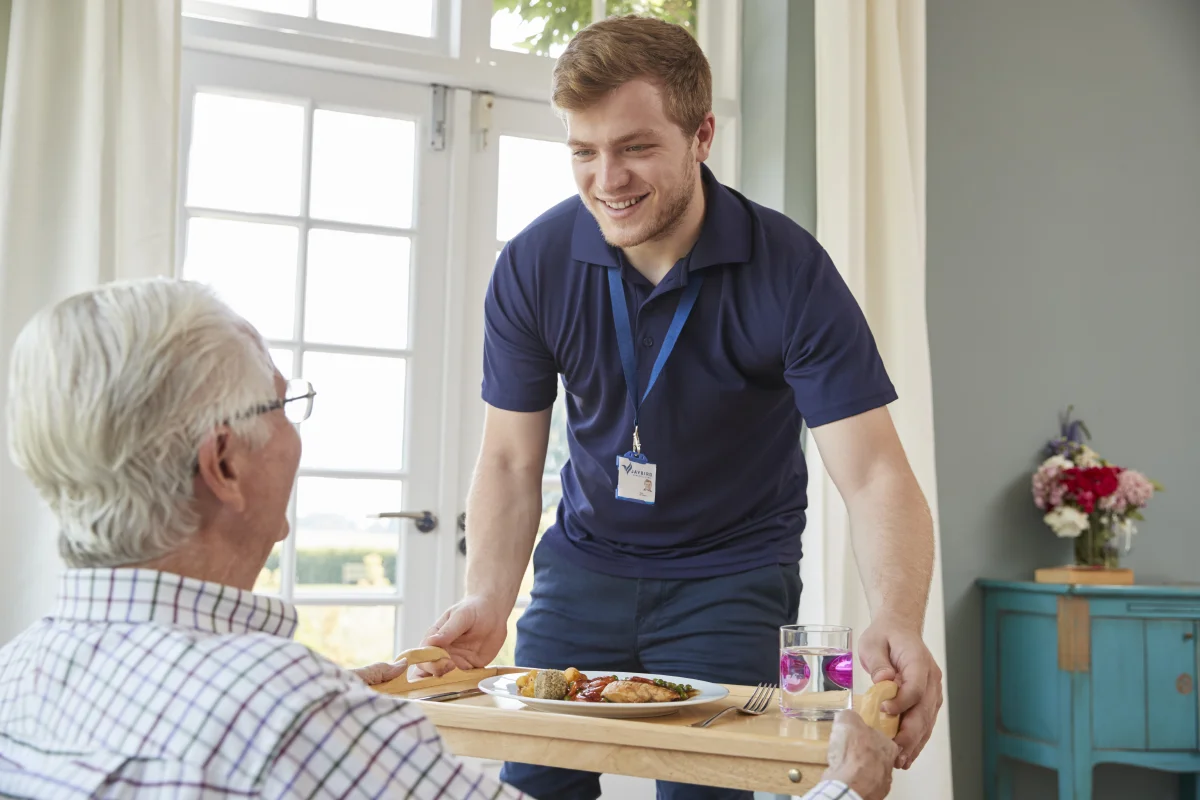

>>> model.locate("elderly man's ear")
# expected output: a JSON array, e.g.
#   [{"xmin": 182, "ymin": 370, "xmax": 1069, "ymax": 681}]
[{"xmin": 195, "ymin": 428, "xmax": 248, "ymax": 513}]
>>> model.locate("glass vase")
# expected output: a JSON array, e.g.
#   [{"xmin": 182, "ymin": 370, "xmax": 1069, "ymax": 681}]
[{"xmin": 1074, "ymin": 517, "xmax": 1127, "ymax": 569}]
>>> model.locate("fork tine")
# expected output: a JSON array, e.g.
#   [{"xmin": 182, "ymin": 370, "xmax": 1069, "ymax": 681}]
[
  {"xmin": 742, "ymin": 682, "xmax": 766, "ymax": 713},
  {"xmin": 751, "ymin": 682, "xmax": 776, "ymax": 713}
]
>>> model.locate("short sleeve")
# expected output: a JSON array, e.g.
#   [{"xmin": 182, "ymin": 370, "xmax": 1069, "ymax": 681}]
[
  {"xmin": 783, "ymin": 247, "xmax": 897, "ymax": 428},
  {"xmin": 481, "ymin": 244, "xmax": 559, "ymax": 412},
  {"xmin": 263, "ymin": 685, "xmax": 527, "ymax": 799}
]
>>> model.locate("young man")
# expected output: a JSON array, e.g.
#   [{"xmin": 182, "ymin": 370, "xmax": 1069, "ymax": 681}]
[{"xmin": 420, "ymin": 15, "xmax": 942, "ymax": 800}]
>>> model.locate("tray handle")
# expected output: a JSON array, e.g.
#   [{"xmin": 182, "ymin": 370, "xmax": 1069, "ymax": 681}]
[
  {"xmin": 858, "ymin": 680, "xmax": 900, "ymax": 739},
  {"xmin": 373, "ymin": 650, "xmax": 528, "ymax": 697}
]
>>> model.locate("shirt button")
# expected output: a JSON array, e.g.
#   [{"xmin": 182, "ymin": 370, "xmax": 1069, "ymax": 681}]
[{"xmin": 642, "ymin": 336, "xmax": 654, "ymax": 347}]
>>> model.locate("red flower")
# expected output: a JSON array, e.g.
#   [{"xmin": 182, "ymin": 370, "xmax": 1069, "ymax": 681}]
[{"xmin": 1061, "ymin": 466, "xmax": 1123, "ymax": 513}]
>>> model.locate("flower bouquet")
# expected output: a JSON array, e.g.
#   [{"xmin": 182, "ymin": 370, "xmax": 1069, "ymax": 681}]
[{"xmin": 1031, "ymin": 407, "xmax": 1162, "ymax": 575}]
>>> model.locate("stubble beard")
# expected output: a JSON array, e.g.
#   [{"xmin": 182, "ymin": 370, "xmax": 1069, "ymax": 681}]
[{"xmin": 597, "ymin": 156, "xmax": 697, "ymax": 250}]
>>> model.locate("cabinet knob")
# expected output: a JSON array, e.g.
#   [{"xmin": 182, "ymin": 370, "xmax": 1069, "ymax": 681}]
[
  {"xmin": 1178, "ymin": 674, "xmax": 1194, "ymax": 696},
  {"xmin": 1184, "ymin": 631, "xmax": 1194, "ymax": 641}
]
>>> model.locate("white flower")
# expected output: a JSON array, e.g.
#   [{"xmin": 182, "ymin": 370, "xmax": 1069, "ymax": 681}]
[
  {"xmin": 1042, "ymin": 455, "xmax": 1074, "ymax": 472},
  {"xmin": 1075, "ymin": 446, "xmax": 1102, "ymax": 468},
  {"xmin": 1044, "ymin": 506, "xmax": 1089, "ymax": 538}
]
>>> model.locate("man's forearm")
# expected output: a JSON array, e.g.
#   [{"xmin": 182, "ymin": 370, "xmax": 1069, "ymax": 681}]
[
  {"xmin": 845, "ymin": 469, "xmax": 934, "ymax": 630},
  {"xmin": 462, "ymin": 457, "xmax": 544, "ymax": 608}
]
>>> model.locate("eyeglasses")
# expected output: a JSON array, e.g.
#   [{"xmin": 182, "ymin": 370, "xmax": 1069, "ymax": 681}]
[{"xmin": 239, "ymin": 378, "xmax": 316, "ymax": 425}]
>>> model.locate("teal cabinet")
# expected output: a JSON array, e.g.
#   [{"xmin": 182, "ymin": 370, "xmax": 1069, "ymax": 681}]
[{"xmin": 980, "ymin": 580, "xmax": 1200, "ymax": 799}]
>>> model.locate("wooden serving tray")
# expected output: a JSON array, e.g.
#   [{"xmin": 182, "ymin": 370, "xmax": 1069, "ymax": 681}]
[{"xmin": 373, "ymin": 666, "xmax": 898, "ymax": 796}]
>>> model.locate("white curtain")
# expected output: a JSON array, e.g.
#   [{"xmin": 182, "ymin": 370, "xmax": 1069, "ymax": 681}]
[
  {"xmin": 801, "ymin": 1, "xmax": 953, "ymax": 797},
  {"xmin": 0, "ymin": 0, "xmax": 180, "ymax": 644}
]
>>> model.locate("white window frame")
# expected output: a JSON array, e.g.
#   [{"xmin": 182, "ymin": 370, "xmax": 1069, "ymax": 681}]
[
  {"xmin": 175, "ymin": 51, "xmax": 459, "ymax": 653},
  {"xmin": 181, "ymin": 0, "xmax": 742, "ymax": 185}
]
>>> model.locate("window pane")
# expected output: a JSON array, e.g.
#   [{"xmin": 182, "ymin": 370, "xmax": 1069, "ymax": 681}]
[
  {"xmin": 210, "ymin": 0, "xmax": 308, "ymax": 14},
  {"xmin": 295, "ymin": 605, "xmax": 396, "ymax": 668},
  {"xmin": 545, "ymin": 393, "xmax": 568, "ymax": 476},
  {"xmin": 304, "ymin": 230, "xmax": 410, "ymax": 349},
  {"xmin": 310, "ymin": 110, "xmax": 416, "ymax": 229},
  {"xmin": 496, "ymin": 136, "xmax": 576, "ymax": 241},
  {"xmin": 317, "ymin": 0, "xmax": 434, "ymax": 37},
  {"xmin": 269, "ymin": 348, "xmax": 295, "ymax": 379},
  {"xmin": 182, "ymin": 217, "xmax": 299, "ymax": 340},
  {"xmin": 254, "ymin": 542, "xmax": 284, "ymax": 594},
  {"xmin": 186, "ymin": 93, "xmax": 304, "ymax": 216},
  {"xmin": 298, "ymin": 352, "xmax": 406, "ymax": 471},
  {"xmin": 294, "ymin": 476, "xmax": 404, "ymax": 595},
  {"xmin": 490, "ymin": 2, "xmax": 583, "ymax": 57},
  {"xmin": 607, "ymin": 0, "xmax": 698, "ymax": 35}
]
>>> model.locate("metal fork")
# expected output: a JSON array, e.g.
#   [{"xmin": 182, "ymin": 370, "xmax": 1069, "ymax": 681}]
[{"xmin": 690, "ymin": 682, "xmax": 776, "ymax": 728}]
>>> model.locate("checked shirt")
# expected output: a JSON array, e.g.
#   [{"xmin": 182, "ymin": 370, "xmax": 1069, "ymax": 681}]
[{"xmin": 0, "ymin": 569, "xmax": 524, "ymax": 799}]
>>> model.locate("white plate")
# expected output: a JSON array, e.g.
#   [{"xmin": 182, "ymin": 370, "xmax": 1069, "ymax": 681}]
[{"xmin": 477, "ymin": 670, "xmax": 729, "ymax": 718}]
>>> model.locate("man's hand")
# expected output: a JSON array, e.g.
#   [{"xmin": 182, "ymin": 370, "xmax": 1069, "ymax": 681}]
[
  {"xmin": 351, "ymin": 661, "xmax": 407, "ymax": 686},
  {"xmin": 858, "ymin": 618, "xmax": 943, "ymax": 769},
  {"xmin": 822, "ymin": 710, "xmax": 900, "ymax": 800},
  {"xmin": 409, "ymin": 594, "xmax": 511, "ymax": 678}
]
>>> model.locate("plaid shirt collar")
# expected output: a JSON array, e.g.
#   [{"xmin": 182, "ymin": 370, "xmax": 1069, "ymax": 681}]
[{"xmin": 52, "ymin": 568, "xmax": 298, "ymax": 639}]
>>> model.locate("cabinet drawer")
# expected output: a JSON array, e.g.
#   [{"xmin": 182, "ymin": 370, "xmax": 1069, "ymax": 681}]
[{"xmin": 1090, "ymin": 597, "xmax": 1200, "ymax": 619}]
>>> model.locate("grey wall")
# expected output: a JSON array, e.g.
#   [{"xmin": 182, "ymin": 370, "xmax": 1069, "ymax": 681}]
[{"xmin": 928, "ymin": 0, "xmax": 1200, "ymax": 797}]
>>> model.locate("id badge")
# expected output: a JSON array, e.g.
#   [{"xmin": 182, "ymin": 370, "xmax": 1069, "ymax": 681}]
[{"xmin": 616, "ymin": 453, "xmax": 658, "ymax": 504}]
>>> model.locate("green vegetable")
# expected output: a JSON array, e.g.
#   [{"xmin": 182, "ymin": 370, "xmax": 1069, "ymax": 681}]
[{"xmin": 651, "ymin": 678, "xmax": 694, "ymax": 698}]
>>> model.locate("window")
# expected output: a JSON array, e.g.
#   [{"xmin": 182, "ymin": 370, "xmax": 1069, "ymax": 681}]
[
  {"xmin": 179, "ymin": 0, "xmax": 739, "ymax": 669},
  {"xmin": 177, "ymin": 53, "xmax": 454, "ymax": 667}
]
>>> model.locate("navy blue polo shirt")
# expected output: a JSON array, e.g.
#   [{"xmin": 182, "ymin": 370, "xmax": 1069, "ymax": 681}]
[{"xmin": 481, "ymin": 164, "xmax": 896, "ymax": 579}]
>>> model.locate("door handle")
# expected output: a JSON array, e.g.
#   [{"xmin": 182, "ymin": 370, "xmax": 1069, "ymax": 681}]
[{"xmin": 372, "ymin": 511, "xmax": 438, "ymax": 533}]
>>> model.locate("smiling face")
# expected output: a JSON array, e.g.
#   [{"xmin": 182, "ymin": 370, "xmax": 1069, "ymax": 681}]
[{"xmin": 565, "ymin": 79, "xmax": 714, "ymax": 251}]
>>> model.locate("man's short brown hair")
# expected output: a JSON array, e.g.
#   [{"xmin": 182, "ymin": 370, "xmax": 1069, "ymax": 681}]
[{"xmin": 551, "ymin": 15, "xmax": 712, "ymax": 137}]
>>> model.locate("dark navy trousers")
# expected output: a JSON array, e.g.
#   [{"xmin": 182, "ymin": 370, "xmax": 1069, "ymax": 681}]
[{"xmin": 499, "ymin": 541, "xmax": 802, "ymax": 800}]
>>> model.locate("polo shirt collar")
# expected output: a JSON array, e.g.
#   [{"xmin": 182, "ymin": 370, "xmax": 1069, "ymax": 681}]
[{"xmin": 570, "ymin": 163, "xmax": 753, "ymax": 271}]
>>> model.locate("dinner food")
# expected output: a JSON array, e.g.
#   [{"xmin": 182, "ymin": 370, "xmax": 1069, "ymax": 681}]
[
  {"xmin": 600, "ymin": 680, "xmax": 681, "ymax": 703},
  {"xmin": 515, "ymin": 668, "xmax": 698, "ymax": 703},
  {"xmin": 534, "ymin": 669, "xmax": 569, "ymax": 700}
]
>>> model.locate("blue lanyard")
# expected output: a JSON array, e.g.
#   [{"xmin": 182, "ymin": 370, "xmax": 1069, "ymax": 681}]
[{"xmin": 607, "ymin": 266, "xmax": 704, "ymax": 456}]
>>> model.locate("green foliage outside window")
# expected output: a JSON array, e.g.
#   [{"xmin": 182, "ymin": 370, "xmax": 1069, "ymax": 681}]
[{"xmin": 494, "ymin": 0, "xmax": 698, "ymax": 57}]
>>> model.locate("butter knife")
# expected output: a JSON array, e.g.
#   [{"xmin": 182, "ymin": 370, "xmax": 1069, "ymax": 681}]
[{"xmin": 413, "ymin": 687, "xmax": 484, "ymax": 702}]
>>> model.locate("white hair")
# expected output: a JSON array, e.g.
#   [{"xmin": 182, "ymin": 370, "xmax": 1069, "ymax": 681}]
[{"xmin": 6, "ymin": 278, "xmax": 277, "ymax": 567}]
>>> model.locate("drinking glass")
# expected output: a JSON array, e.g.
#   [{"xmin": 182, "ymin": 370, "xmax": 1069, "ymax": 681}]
[{"xmin": 779, "ymin": 624, "xmax": 854, "ymax": 720}]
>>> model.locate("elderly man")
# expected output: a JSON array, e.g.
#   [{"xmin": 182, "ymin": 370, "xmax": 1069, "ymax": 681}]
[{"xmin": 0, "ymin": 278, "xmax": 897, "ymax": 799}]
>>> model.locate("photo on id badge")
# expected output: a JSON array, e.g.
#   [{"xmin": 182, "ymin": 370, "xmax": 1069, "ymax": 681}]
[{"xmin": 616, "ymin": 456, "xmax": 657, "ymax": 504}]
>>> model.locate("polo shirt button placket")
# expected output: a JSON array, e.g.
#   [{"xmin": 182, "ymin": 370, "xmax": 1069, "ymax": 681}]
[{"xmin": 642, "ymin": 336, "xmax": 654, "ymax": 347}]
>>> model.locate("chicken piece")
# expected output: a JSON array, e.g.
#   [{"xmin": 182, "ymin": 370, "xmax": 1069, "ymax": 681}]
[{"xmin": 600, "ymin": 680, "xmax": 681, "ymax": 704}]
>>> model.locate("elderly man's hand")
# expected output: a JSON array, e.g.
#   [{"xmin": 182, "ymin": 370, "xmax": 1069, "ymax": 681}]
[
  {"xmin": 822, "ymin": 710, "xmax": 900, "ymax": 800},
  {"xmin": 351, "ymin": 662, "xmax": 407, "ymax": 686}
]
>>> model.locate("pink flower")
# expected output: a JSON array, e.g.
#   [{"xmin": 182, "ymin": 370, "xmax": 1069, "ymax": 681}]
[
  {"xmin": 1098, "ymin": 492, "xmax": 1128, "ymax": 514},
  {"xmin": 1032, "ymin": 456, "xmax": 1072, "ymax": 510},
  {"xmin": 1118, "ymin": 469, "xmax": 1155, "ymax": 508}
]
